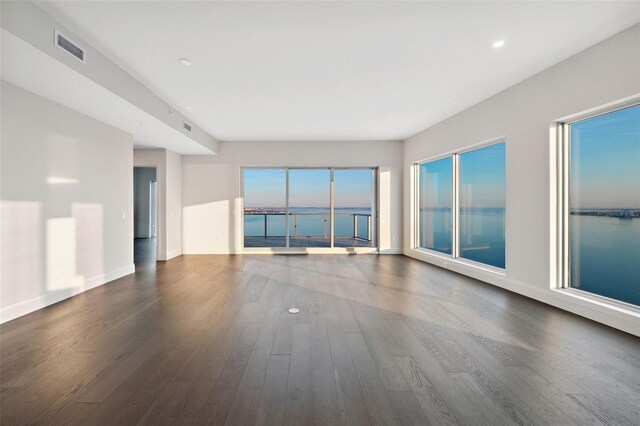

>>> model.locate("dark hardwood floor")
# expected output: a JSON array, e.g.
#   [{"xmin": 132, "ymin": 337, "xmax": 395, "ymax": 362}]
[{"xmin": 2, "ymin": 251, "xmax": 639, "ymax": 425}]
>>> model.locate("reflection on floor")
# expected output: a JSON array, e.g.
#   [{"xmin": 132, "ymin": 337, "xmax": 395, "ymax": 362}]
[
  {"xmin": 2, "ymin": 254, "xmax": 638, "ymax": 424},
  {"xmin": 134, "ymin": 237, "xmax": 156, "ymax": 265},
  {"xmin": 245, "ymin": 236, "xmax": 373, "ymax": 248}
]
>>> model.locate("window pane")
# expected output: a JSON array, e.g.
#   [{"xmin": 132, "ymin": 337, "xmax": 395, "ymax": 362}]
[
  {"xmin": 333, "ymin": 169, "xmax": 374, "ymax": 247},
  {"xmin": 569, "ymin": 105, "xmax": 640, "ymax": 305},
  {"xmin": 288, "ymin": 169, "xmax": 331, "ymax": 247},
  {"xmin": 243, "ymin": 168, "xmax": 287, "ymax": 247},
  {"xmin": 418, "ymin": 158, "xmax": 453, "ymax": 254},
  {"xmin": 459, "ymin": 143, "xmax": 506, "ymax": 268}
]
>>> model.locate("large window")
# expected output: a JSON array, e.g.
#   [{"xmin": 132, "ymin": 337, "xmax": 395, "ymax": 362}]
[
  {"xmin": 459, "ymin": 143, "xmax": 506, "ymax": 268},
  {"xmin": 415, "ymin": 141, "xmax": 506, "ymax": 269},
  {"xmin": 565, "ymin": 104, "xmax": 640, "ymax": 306},
  {"xmin": 243, "ymin": 168, "xmax": 376, "ymax": 249},
  {"xmin": 418, "ymin": 157, "xmax": 453, "ymax": 254}
]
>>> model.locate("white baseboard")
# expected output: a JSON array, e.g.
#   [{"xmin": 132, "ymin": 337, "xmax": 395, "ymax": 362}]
[
  {"xmin": 403, "ymin": 248, "xmax": 640, "ymax": 337},
  {"xmin": 0, "ymin": 264, "xmax": 135, "ymax": 324},
  {"xmin": 379, "ymin": 248, "xmax": 403, "ymax": 255},
  {"xmin": 183, "ymin": 247, "xmax": 403, "ymax": 255}
]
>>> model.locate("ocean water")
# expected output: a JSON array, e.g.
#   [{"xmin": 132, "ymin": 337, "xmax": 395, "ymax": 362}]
[
  {"xmin": 459, "ymin": 208, "xmax": 505, "ymax": 269},
  {"xmin": 244, "ymin": 207, "xmax": 371, "ymax": 240},
  {"xmin": 570, "ymin": 215, "xmax": 640, "ymax": 305},
  {"xmin": 419, "ymin": 208, "xmax": 505, "ymax": 269}
]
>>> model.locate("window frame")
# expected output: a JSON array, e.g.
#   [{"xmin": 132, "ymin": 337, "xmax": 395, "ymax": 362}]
[
  {"xmin": 415, "ymin": 153, "xmax": 455, "ymax": 256},
  {"xmin": 413, "ymin": 138, "xmax": 506, "ymax": 272},
  {"xmin": 555, "ymin": 98, "xmax": 640, "ymax": 310}
]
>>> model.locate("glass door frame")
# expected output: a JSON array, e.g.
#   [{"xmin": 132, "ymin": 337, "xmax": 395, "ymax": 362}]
[{"xmin": 240, "ymin": 166, "xmax": 379, "ymax": 252}]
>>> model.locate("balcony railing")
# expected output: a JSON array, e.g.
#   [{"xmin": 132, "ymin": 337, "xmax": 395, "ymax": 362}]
[{"xmin": 244, "ymin": 212, "xmax": 372, "ymax": 242}]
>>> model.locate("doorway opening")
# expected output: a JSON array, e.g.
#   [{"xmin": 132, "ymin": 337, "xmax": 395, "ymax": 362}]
[{"xmin": 133, "ymin": 167, "xmax": 157, "ymax": 265}]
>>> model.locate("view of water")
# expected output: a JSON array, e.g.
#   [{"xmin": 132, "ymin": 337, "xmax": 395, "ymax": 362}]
[
  {"xmin": 570, "ymin": 214, "xmax": 640, "ymax": 305},
  {"xmin": 419, "ymin": 208, "xmax": 453, "ymax": 255},
  {"xmin": 459, "ymin": 208, "xmax": 505, "ymax": 269},
  {"xmin": 244, "ymin": 207, "xmax": 372, "ymax": 240},
  {"xmin": 420, "ymin": 207, "xmax": 505, "ymax": 269}
]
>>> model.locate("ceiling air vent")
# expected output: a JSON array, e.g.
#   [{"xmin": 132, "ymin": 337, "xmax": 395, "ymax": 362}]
[
  {"xmin": 183, "ymin": 121, "xmax": 192, "ymax": 132},
  {"xmin": 54, "ymin": 30, "xmax": 85, "ymax": 63}
]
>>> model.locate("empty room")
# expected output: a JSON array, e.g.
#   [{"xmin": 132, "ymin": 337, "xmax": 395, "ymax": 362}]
[{"xmin": 1, "ymin": 1, "xmax": 639, "ymax": 425}]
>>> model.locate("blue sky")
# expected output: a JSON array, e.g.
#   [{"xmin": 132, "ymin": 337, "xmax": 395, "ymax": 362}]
[
  {"xmin": 420, "ymin": 143, "xmax": 506, "ymax": 209},
  {"xmin": 333, "ymin": 169, "xmax": 373, "ymax": 208},
  {"xmin": 459, "ymin": 142, "xmax": 506, "ymax": 208},
  {"xmin": 289, "ymin": 169, "xmax": 330, "ymax": 208},
  {"xmin": 571, "ymin": 104, "xmax": 640, "ymax": 209},
  {"xmin": 243, "ymin": 168, "xmax": 373, "ymax": 208},
  {"xmin": 243, "ymin": 169, "xmax": 286, "ymax": 208},
  {"xmin": 419, "ymin": 157, "xmax": 452, "ymax": 208}
]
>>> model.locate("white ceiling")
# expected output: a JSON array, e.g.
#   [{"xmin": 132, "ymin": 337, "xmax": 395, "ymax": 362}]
[
  {"xmin": 1, "ymin": 29, "xmax": 214, "ymax": 155},
  {"xmin": 37, "ymin": 1, "xmax": 640, "ymax": 142}
]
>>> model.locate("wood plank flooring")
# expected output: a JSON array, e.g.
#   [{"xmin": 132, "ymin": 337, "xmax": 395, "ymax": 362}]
[{"xmin": 2, "ymin": 248, "xmax": 639, "ymax": 425}]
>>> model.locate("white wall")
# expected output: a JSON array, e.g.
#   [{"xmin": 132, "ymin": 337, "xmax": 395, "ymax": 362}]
[
  {"xmin": 166, "ymin": 149, "xmax": 182, "ymax": 259},
  {"xmin": 133, "ymin": 167, "xmax": 156, "ymax": 238},
  {"xmin": 0, "ymin": 81, "xmax": 134, "ymax": 322},
  {"xmin": 403, "ymin": 24, "xmax": 640, "ymax": 336},
  {"xmin": 134, "ymin": 148, "xmax": 182, "ymax": 260},
  {"xmin": 182, "ymin": 140, "xmax": 403, "ymax": 254}
]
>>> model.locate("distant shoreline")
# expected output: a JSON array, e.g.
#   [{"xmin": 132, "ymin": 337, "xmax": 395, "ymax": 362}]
[{"xmin": 570, "ymin": 209, "xmax": 640, "ymax": 218}]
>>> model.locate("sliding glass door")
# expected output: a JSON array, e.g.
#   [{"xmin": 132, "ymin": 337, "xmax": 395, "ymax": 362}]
[
  {"xmin": 334, "ymin": 169, "xmax": 375, "ymax": 247},
  {"xmin": 288, "ymin": 169, "xmax": 331, "ymax": 247},
  {"xmin": 243, "ymin": 169, "xmax": 287, "ymax": 247},
  {"xmin": 243, "ymin": 167, "xmax": 376, "ymax": 249}
]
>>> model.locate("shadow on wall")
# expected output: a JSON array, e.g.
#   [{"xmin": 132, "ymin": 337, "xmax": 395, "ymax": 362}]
[
  {"xmin": 1, "ymin": 197, "xmax": 106, "ymax": 321},
  {"xmin": 182, "ymin": 198, "xmax": 240, "ymax": 254}
]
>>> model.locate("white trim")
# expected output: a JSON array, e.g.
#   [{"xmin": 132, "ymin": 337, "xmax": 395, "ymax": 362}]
[
  {"xmin": 404, "ymin": 248, "xmax": 640, "ymax": 337},
  {"xmin": 555, "ymin": 288, "xmax": 640, "ymax": 316},
  {"xmin": 452, "ymin": 154, "xmax": 460, "ymax": 259},
  {"xmin": 379, "ymin": 248, "xmax": 403, "ymax": 255},
  {"xmin": 412, "ymin": 135, "xmax": 506, "ymax": 166},
  {"xmin": 242, "ymin": 247, "xmax": 379, "ymax": 255},
  {"xmin": 410, "ymin": 247, "xmax": 505, "ymax": 275},
  {"xmin": 555, "ymin": 93, "xmax": 640, "ymax": 124},
  {"xmin": 0, "ymin": 264, "xmax": 135, "ymax": 324}
]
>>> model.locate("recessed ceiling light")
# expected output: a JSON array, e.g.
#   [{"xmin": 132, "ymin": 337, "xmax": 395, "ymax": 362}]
[
  {"xmin": 492, "ymin": 40, "xmax": 505, "ymax": 49},
  {"xmin": 47, "ymin": 177, "xmax": 79, "ymax": 184},
  {"xmin": 179, "ymin": 58, "xmax": 191, "ymax": 66}
]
